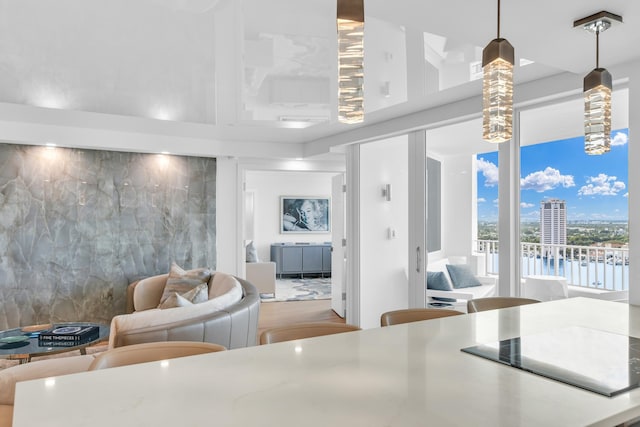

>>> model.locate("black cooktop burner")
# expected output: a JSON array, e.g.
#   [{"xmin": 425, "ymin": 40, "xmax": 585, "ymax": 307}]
[{"xmin": 462, "ymin": 326, "xmax": 640, "ymax": 397}]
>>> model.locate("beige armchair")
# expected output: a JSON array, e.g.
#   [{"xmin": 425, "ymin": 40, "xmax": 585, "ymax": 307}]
[
  {"xmin": 260, "ymin": 322, "xmax": 360, "ymax": 344},
  {"xmin": 467, "ymin": 297, "xmax": 540, "ymax": 313},
  {"xmin": 0, "ymin": 354, "xmax": 96, "ymax": 427},
  {"xmin": 380, "ymin": 308, "xmax": 464, "ymax": 326},
  {"xmin": 0, "ymin": 342, "xmax": 227, "ymax": 426},
  {"xmin": 88, "ymin": 341, "xmax": 226, "ymax": 370}
]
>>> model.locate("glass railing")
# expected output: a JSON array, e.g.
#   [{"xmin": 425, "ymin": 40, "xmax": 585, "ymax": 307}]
[{"xmin": 475, "ymin": 240, "xmax": 629, "ymax": 291}]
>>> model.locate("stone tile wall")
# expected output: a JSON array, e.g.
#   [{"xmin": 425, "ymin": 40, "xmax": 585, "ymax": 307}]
[{"xmin": 0, "ymin": 144, "xmax": 216, "ymax": 330}]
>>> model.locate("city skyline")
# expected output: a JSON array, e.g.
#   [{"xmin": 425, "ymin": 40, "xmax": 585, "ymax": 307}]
[{"xmin": 477, "ymin": 128, "xmax": 629, "ymax": 222}]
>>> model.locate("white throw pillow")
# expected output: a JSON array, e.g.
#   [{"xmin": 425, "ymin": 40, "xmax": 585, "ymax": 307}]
[
  {"xmin": 246, "ymin": 241, "xmax": 259, "ymax": 263},
  {"xmin": 158, "ymin": 283, "xmax": 209, "ymax": 309}
]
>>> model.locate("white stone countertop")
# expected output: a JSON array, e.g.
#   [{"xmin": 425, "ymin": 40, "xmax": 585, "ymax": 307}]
[{"xmin": 14, "ymin": 298, "xmax": 640, "ymax": 427}]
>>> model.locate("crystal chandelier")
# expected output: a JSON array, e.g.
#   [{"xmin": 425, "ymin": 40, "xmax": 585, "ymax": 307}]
[
  {"xmin": 337, "ymin": 0, "xmax": 364, "ymax": 124},
  {"xmin": 482, "ymin": 0, "xmax": 514, "ymax": 143},
  {"xmin": 574, "ymin": 11, "xmax": 622, "ymax": 155}
]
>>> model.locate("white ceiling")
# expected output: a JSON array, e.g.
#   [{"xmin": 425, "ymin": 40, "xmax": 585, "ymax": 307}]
[{"xmin": 0, "ymin": 0, "xmax": 637, "ymax": 155}]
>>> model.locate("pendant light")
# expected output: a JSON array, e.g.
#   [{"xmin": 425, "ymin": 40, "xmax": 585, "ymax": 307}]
[
  {"xmin": 337, "ymin": 0, "xmax": 364, "ymax": 124},
  {"xmin": 482, "ymin": 0, "xmax": 514, "ymax": 143},
  {"xmin": 574, "ymin": 11, "xmax": 622, "ymax": 155}
]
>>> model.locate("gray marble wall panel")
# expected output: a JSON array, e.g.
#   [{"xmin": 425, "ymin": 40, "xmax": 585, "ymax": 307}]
[{"xmin": 0, "ymin": 145, "xmax": 216, "ymax": 330}]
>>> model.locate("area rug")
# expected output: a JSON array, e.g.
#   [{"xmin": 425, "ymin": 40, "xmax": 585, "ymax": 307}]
[{"xmin": 260, "ymin": 277, "xmax": 332, "ymax": 302}]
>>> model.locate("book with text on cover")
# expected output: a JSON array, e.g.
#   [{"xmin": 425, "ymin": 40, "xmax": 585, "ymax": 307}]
[{"xmin": 38, "ymin": 325, "xmax": 99, "ymax": 342}]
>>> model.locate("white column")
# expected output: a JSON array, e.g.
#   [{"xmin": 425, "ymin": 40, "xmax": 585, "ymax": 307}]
[
  {"xmin": 498, "ymin": 111, "xmax": 521, "ymax": 296},
  {"xmin": 629, "ymin": 61, "xmax": 640, "ymax": 305},
  {"xmin": 216, "ymin": 157, "xmax": 241, "ymax": 275},
  {"xmin": 408, "ymin": 131, "xmax": 427, "ymax": 308},
  {"xmin": 345, "ymin": 144, "xmax": 361, "ymax": 326}
]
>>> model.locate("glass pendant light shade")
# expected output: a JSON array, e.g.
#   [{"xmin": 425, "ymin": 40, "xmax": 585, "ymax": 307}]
[
  {"xmin": 584, "ymin": 68, "xmax": 612, "ymax": 155},
  {"xmin": 574, "ymin": 11, "xmax": 622, "ymax": 155},
  {"xmin": 482, "ymin": 38, "xmax": 514, "ymax": 143},
  {"xmin": 337, "ymin": 0, "xmax": 364, "ymax": 124}
]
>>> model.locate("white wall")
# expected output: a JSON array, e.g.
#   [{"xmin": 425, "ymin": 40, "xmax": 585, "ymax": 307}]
[
  {"xmin": 440, "ymin": 154, "xmax": 475, "ymax": 261},
  {"xmin": 628, "ymin": 60, "xmax": 640, "ymax": 305},
  {"xmin": 245, "ymin": 170, "xmax": 336, "ymax": 262},
  {"xmin": 359, "ymin": 135, "xmax": 409, "ymax": 329}
]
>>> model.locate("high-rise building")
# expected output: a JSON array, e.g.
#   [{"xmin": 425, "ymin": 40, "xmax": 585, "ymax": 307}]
[{"xmin": 540, "ymin": 199, "xmax": 566, "ymax": 245}]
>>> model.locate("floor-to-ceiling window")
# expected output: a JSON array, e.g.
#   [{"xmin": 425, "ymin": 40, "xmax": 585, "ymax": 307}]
[{"xmin": 472, "ymin": 89, "xmax": 630, "ymax": 299}]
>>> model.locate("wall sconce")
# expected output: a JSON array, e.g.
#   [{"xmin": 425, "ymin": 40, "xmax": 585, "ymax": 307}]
[
  {"xmin": 381, "ymin": 81, "xmax": 391, "ymax": 98},
  {"xmin": 337, "ymin": 0, "xmax": 365, "ymax": 124},
  {"xmin": 574, "ymin": 11, "xmax": 622, "ymax": 155},
  {"xmin": 382, "ymin": 183, "xmax": 392, "ymax": 201},
  {"xmin": 482, "ymin": 0, "xmax": 514, "ymax": 143}
]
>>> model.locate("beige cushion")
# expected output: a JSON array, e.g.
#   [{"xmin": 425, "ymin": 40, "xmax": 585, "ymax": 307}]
[
  {"xmin": 208, "ymin": 272, "xmax": 241, "ymax": 299},
  {"xmin": 0, "ymin": 403, "xmax": 12, "ymax": 427},
  {"xmin": 158, "ymin": 283, "xmax": 209, "ymax": 309},
  {"xmin": 159, "ymin": 262, "xmax": 211, "ymax": 304},
  {"xmin": 132, "ymin": 274, "xmax": 168, "ymax": 311}
]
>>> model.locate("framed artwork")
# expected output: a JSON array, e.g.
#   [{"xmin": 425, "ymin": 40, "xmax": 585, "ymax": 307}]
[{"xmin": 281, "ymin": 196, "xmax": 330, "ymax": 233}]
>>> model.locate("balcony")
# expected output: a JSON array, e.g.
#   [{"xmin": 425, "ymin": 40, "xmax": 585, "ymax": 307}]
[{"xmin": 475, "ymin": 240, "xmax": 629, "ymax": 299}]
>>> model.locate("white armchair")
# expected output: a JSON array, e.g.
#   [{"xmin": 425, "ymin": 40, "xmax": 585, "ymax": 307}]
[
  {"xmin": 246, "ymin": 262, "xmax": 276, "ymax": 295},
  {"xmin": 245, "ymin": 240, "xmax": 276, "ymax": 296}
]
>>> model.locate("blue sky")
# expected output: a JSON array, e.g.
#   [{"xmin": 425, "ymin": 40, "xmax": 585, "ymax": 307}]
[{"xmin": 477, "ymin": 129, "xmax": 629, "ymax": 222}]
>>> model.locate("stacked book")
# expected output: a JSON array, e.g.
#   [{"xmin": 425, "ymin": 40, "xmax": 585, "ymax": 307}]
[{"xmin": 38, "ymin": 325, "xmax": 100, "ymax": 347}]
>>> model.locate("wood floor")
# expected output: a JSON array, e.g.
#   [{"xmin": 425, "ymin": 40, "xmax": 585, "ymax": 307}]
[{"xmin": 257, "ymin": 299, "xmax": 345, "ymax": 339}]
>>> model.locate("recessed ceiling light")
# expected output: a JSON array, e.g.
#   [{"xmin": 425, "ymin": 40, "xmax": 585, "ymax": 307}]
[
  {"xmin": 151, "ymin": 107, "xmax": 175, "ymax": 121},
  {"xmin": 32, "ymin": 88, "xmax": 68, "ymax": 110}
]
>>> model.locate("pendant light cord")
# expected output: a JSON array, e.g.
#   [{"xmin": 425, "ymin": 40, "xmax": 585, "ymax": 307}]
[
  {"xmin": 497, "ymin": 0, "xmax": 501, "ymax": 38},
  {"xmin": 595, "ymin": 29, "xmax": 600, "ymax": 68}
]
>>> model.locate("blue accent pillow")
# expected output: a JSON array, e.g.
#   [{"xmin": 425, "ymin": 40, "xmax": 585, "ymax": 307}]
[
  {"xmin": 426, "ymin": 271, "xmax": 452, "ymax": 291},
  {"xmin": 427, "ymin": 271, "xmax": 455, "ymax": 302},
  {"xmin": 446, "ymin": 264, "xmax": 482, "ymax": 288}
]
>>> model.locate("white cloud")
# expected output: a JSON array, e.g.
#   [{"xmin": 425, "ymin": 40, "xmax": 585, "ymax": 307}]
[
  {"xmin": 476, "ymin": 158, "xmax": 498, "ymax": 187},
  {"xmin": 521, "ymin": 211, "xmax": 539, "ymax": 218},
  {"xmin": 578, "ymin": 173, "xmax": 626, "ymax": 196},
  {"xmin": 520, "ymin": 167, "xmax": 575, "ymax": 192},
  {"xmin": 493, "ymin": 198, "xmax": 499, "ymax": 205},
  {"xmin": 624, "ymin": 192, "xmax": 629, "ymax": 198},
  {"xmin": 520, "ymin": 202, "xmax": 534, "ymax": 208},
  {"xmin": 611, "ymin": 132, "xmax": 628, "ymax": 146},
  {"xmin": 587, "ymin": 212, "xmax": 621, "ymax": 220},
  {"xmin": 477, "ymin": 197, "xmax": 486, "ymax": 203}
]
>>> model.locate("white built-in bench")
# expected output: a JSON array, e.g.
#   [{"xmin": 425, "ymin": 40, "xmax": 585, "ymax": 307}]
[
  {"xmin": 567, "ymin": 285, "xmax": 628, "ymax": 302},
  {"xmin": 426, "ymin": 256, "xmax": 627, "ymax": 309},
  {"xmin": 426, "ymin": 257, "xmax": 497, "ymax": 311}
]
